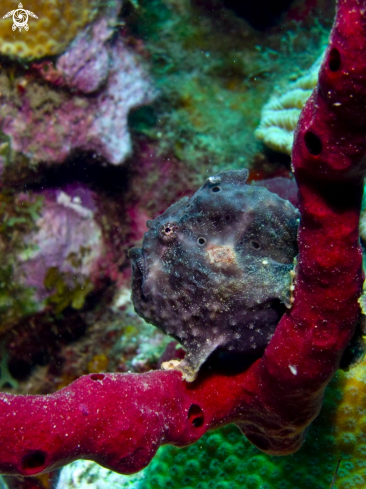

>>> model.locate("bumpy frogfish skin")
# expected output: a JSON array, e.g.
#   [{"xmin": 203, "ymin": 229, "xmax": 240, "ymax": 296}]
[{"xmin": 130, "ymin": 170, "xmax": 299, "ymax": 381}]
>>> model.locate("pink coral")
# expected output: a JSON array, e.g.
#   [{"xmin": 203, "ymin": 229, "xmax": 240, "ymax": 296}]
[
  {"xmin": 0, "ymin": 18, "xmax": 156, "ymax": 167},
  {"xmin": 15, "ymin": 184, "xmax": 104, "ymax": 306},
  {"xmin": 55, "ymin": 18, "xmax": 112, "ymax": 94}
]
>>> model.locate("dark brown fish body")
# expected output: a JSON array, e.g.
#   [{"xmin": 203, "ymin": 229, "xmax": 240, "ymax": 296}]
[{"xmin": 130, "ymin": 170, "xmax": 299, "ymax": 381}]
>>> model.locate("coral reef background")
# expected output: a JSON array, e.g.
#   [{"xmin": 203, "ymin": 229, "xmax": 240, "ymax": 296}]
[
  {"xmin": 0, "ymin": 0, "xmax": 359, "ymax": 488},
  {"xmin": 124, "ymin": 0, "xmax": 330, "ymax": 179}
]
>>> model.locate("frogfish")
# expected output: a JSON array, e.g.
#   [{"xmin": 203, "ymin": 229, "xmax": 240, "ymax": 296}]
[{"xmin": 130, "ymin": 170, "xmax": 299, "ymax": 381}]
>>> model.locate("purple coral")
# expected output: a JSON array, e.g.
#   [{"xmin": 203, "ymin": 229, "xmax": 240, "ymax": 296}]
[
  {"xmin": 0, "ymin": 18, "xmax": 156, "ymax": 167},
  {"xmin": 56, "ymin": 18, "xmax": 112, "ymax": 94},
  {"xmin": 14, "ymin": 184, "xmax": 104, "ymax": 306}
]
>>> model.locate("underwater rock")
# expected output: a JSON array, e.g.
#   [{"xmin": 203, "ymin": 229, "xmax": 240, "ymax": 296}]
[
  {"xmin": 130, "ymin": 169, "xmax": 299, "ymax": 381},
  {"xmin": 0, "ymin": 21, "xmax": 156, "ymax": 168},
  {"xmin": 14, "ymin": 184, "xmax": 104, "ymax": 312},
  {"xmin": 55, "ymin": 18, "xmax": 112, "ymax": 94}
]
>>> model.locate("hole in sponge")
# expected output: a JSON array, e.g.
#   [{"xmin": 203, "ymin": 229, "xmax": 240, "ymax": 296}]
[
  {"xmin": 21, "ymin": 451, "xmax": 46, "ymax": 475},
  {"xmin": 188, "ymin": 404, "xmax": 204, "ymax": 428},
  {"xmin": 90, "ymin": 373, "xmax": 105, "ymax": 381},
  {"xmin": 212, "ymin": 186, "xmax": 221, "ymax": 193},
  {"xmin": 304, "ymin": 131, "xmax": 322, "ymax": 156},
  {"xmin": 328, "ymin": 47, "xmax": 341, "ymax": 72}
]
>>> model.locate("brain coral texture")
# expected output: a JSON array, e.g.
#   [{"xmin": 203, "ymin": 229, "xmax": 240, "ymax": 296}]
[
  {"xmin": 255, "ymin": 55, "xmax": 322, "ymax": 155},
  {"xmin": 0, "ymin": 0, "xmax": 99, "ymax": 59}
]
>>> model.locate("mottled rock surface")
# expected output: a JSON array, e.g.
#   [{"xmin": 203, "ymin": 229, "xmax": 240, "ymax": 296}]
[
  {"xmin": 130, "ymin": 170, "xmax": 299, "ymax": 381},
  {"xmin": 0, "ymin": 15, "xmax": 156, "ymax": 169}
]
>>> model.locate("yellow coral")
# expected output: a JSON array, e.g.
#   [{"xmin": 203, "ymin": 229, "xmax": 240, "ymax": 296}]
[
  {"xmin": 87, "ymin": 354, "xmax": 109, "ymax": 374},
  {"xmin": 0, "ymin": 0, "xmax": 99, "ymax": 59},
  {"xmin": 331, "ymin": 351, "xmax": 366, "ymax": 487}
]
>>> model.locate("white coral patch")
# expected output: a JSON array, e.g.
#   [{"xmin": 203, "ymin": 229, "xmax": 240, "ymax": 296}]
[{"xmin": 255, "ymin": 54, "xmax": 324, "ymax": 155}]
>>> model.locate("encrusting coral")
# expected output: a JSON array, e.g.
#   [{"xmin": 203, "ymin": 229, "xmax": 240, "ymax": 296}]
[
  {"xmin": 0, "ymin": 14, "xmax": 156, "ymax": 169},
  {"xmin": 0, "ymin": 184, "xmax": 111, "ymax": 331},
  {"xmin": 0, "ymin": 0, "xmax": 99, "ymax": 59},
  {"xmin": 15, "ymin": 185, "xmax": 103, "ymax": 308},
  {"xmin": 130, "ymin": 169, "xmax": 299, "ymax": 381}
]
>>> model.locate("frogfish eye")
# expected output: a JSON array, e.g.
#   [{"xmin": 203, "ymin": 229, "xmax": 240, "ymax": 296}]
[{"xmin": 159, "ymin": 222, "xmax": 179, "ymax": 242}]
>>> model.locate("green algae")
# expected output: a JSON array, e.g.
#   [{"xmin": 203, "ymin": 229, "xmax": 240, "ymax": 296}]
[
  {"xmin": 126, "ymin": 0, "xmax": 330, "ymax": 183},
  {"xmin": 44, "ymin": 266, "xmax": 94, "ymax": 315},
  {"xmin": 0, "ymin": 344, "xmax": 18, "ymax": 389},
  {"xmin": 0, "ymin": 132, "xmax": 11, "ymax": 167},
  {"xmin": 0, "ymin": 191, "xmax": 43, "ymax": 330},
  {"xmin": 0, "ymin": 263, "xmax": 38, "ymax": 329},
  {"xmin": 0, "ymin": 475, "xmax": 8, "ymax": 489}
]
